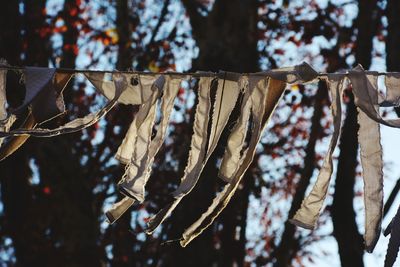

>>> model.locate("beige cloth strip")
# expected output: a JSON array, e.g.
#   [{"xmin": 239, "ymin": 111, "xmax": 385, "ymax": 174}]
[
  {"xmin": 350, "ymin": 65, "xmax": 400, "ymax": 128},
  {"xmin": 0, "ymin": 69, "xmax": 10, "ymax": 148},
  {"xmin": 115, "ymin": 75, "xmax": 163, "ymax": 164},
  {"xmin": 290, "ymin": 76, "xmax": 344, "ymax": 229},
  {"xmin": 219, "ymin": 77, "xmax": 253, "ymax": 182},
  {"xmin": 180, "ymin": 77, "xmax": 286, "ymax": 247},
  {"xmin": 145, "ymin": 77, "xmax": 214, "ymax": 234},
  {"xmin": 145, "ymin": 76, "xmax": 241, "ymax": 234},
  {"xmin": 107, "ymin": 77, "xmax": 182, "ymax": 222},
  {"xmin": 86, "ymin": 73, "xmax": 156, "ymax": 105},
  {"xmin": 206, "ymin": 77, "xmax": 241, "ymax": 155},
  {"xmin": 0, "ymin": 71, "xmax": 72, "ymax": 160},
  {"xmin": 0, "ymin": 73, "xmax": 128, "ymax": 137},
  {"xmin": 117, "ymin": 78, "xmax": 165, "ymax": 200},
  {"xmin": 349, "ymin": 70, "xmax": 384, "ymax": 253},
  {"xmin": 383, "ymin": 73, "xmax": 400, "ymax": 106}
]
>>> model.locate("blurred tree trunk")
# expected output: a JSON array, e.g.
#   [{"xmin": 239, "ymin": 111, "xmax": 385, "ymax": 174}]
[
  {"xmin": 109, "ymin": 0, "xmax": 137, "ymax": 266},
  {"xmin": 158, "ymin": 1, "xmax": 259, "ymax": 266},
  {"xmin": 0, "ymin": 1, "xmax": 55, "ymax": 266},
  {"xmin": 31, "ymin": 0, "xmax": 102, "ymax": 266},
  {"xmin": 273, "ymin": 82, "xmax": 327, "ymax": 267},
  {"xmin": 386, "ymin": 0, "xmax": 400, "ymax": 72},
  {"xmin": 331, "ymin": 1, "xmax": 378, "ymax": 266}
]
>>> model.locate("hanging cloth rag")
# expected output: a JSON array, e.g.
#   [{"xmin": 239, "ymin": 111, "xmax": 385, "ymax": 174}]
[
  {"xmin": 0, "ymin": 73, "xmax": 127, "ymax": 138},
  {"xmin": 116, "ymin": 76, "xmax": 165, "ymax": 199},
  {"xmin": 348, "ymin": 66, "xmax": 384, "ymax": 252},
  {"xmin": 0, "ymin": 69, "xmax": 73, "ymax": 161},
  {"xmin": 290, "ymin": 75, "xmax": 344, "ymax": 229},
  {"xmin": 350, "ymin": 65, "xmax": 400, "ymax": 128},
  {"xmin": 106, "ymin": 75, "xmax": 182, "ymax": 223},
  {"xmin": 145, "ymin": 75, "xmax": 241, "ymax": 234},
  {"xmin": 180, "ymin": 76, "xmax": 286, "ymax": 247},
  {"xmin": 0, "ymin": 69, "xmax": 16, "ymax": 149},
  {"xmin": 86, "ymin": 72, "xmax": 156, "ymax": 106},
  {"xmin": 113, "ymin": 75, "xmax": 164, "ymax": 164}
]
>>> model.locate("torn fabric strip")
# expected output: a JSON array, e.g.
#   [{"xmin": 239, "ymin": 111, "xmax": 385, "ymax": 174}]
[
  {"xmin": 0, "ymin": 69, "xmax": 10, "ymax": 148},
  {"xmin": 290, "ymin": 76, "xmax": 344, "ymax": 229},
  {"xmin": 106, "ymin": 76, "xmax": 163, "ymax": 223},
  {"xmin": 114, "ymin": 75, "xmax": 163, "ymax": 164},
  {"xmin": 350, "ymin": 65, "xmax": 400, "ymax": 128},
  {"xmin": 146, "ymin": 76, "xmax": 241, "ymax": 234},
  {"xmin": 0, "ymin": 70, "xmax": 72, "ymax": 160},
  {"xmin": 349, "ymin": 67, "xmax": 384, "ymax": 252},
  {"xmin": 117, "ymin": 76, "xmax": 165, "ymax": 199},
  {"xmin": 0, "ymin": 73, "xmax": 127, "ymax": 137},
  {"xmin": 107, "ymin": 76, "xmax": 182, "ymax": 223},
  {"xmin": 145, "ymin": 76, "xmax": 213, "ymax": 234},
  {"xmin": 180, "ymin": 77, "xmax": 286, "ymax": 247},
  {"xmin": 86, "ymin": 72, "xmax": 156, "ymax": 105}
]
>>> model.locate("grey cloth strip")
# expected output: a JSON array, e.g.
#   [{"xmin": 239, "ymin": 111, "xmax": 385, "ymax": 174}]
[
  {"xmin": 117, "ymin": 92, "xmax": 158, "ymax": 199},
  {"xmin": 0, "ymin": 74, "xmax": 128, "ymax": 137},
  {"xmin": 0, "ymin": 69, "xmax": 7, "ymax": 122},
  {"xmin": 105, "ymin": 196, "xmax": 136, "ymax": 224},
  {"xmin": 0, "ymin": 69, "xmax": 10, "ymax": 148},
  {"xmin": 290, "ymin": 76, "xmax": 344, "ymax": 229},
  {"xmin": 261, "ymin": 62, "xmax": 319, "ymax": 84},
  {"xmin": 180, "ymin": 77, "xmax": 286, "ymax": 247}
]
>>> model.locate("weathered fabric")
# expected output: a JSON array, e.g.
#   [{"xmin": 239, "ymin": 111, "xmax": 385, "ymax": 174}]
[
  {"xmin": 0, "ymin": 73, "xmax": 127, "ymax": 137},
  {"xmin": 0, "ymin": 69, "xmax": 10, "ymax": 148},
  {"xmin": 2, "ymin": 63, "xmax": 400, "ymax": 251},
  {"xmin": 114, "ymin": 75, "xmax": 164, "ymax": 164},
  {"xmin": 181, "ymin": 77, "xmax": 286, "ymax": 247},
  {"xmin": 117, "ymin": 76, "xmax": 165, "ymax": 199},
  {"xmin": 0, "ymin": 70, "xmax": 72, "ymax": 161},
  {"xmin": 145, "ymin": 76, "xmax": 214, "ymax": 234},
  {"xmin": 86, "ymin": 73, "xmax": 156, "ymax": 106},
  {"xmin": 107, "ymin": 76, "xmax": 183, "ymax": 223},
  {"xmin": 290, "ymin": 76, "xmax": 344, "ymax": 229},
  {"xmin": 348, "ymin": 67, "xmax": 384, "ymax": 252},
  {"xmin": 350, "ymin": 65, "xmax": 400, "ymax": 127},
  {"xmin": 0, "ymin": 69, "xmax": 7, "ymax": 122}
]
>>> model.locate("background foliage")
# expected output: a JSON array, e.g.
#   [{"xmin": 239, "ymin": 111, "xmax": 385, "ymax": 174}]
[{"xmin": 0, "ymin": 0, "xmax": 398, "ymax": 266}]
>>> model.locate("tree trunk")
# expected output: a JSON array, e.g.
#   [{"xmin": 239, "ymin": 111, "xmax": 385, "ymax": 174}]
[
  {"xmin": 110, "ymin": 1, "xmax": 137, "ymax": 266},
  {"xmin": 273, "ymin": 82, "xmax": 327, "ymax": 267},
  {"xmin": 159, "ymin": 1, "xmax": 259, "ymax": 266},
  {"xmin": 331, "ymin": 1, "xmax": 378, "ymax": 266},
  {"xmin": 0, "ymin": 2, "xmax": 55, "ymax": 266}
]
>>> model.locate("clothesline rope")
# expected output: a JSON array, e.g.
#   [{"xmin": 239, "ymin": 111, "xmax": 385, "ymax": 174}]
[{"xmin": 0, "ymin": 65, "xmax": 394, "ymax": 77}]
